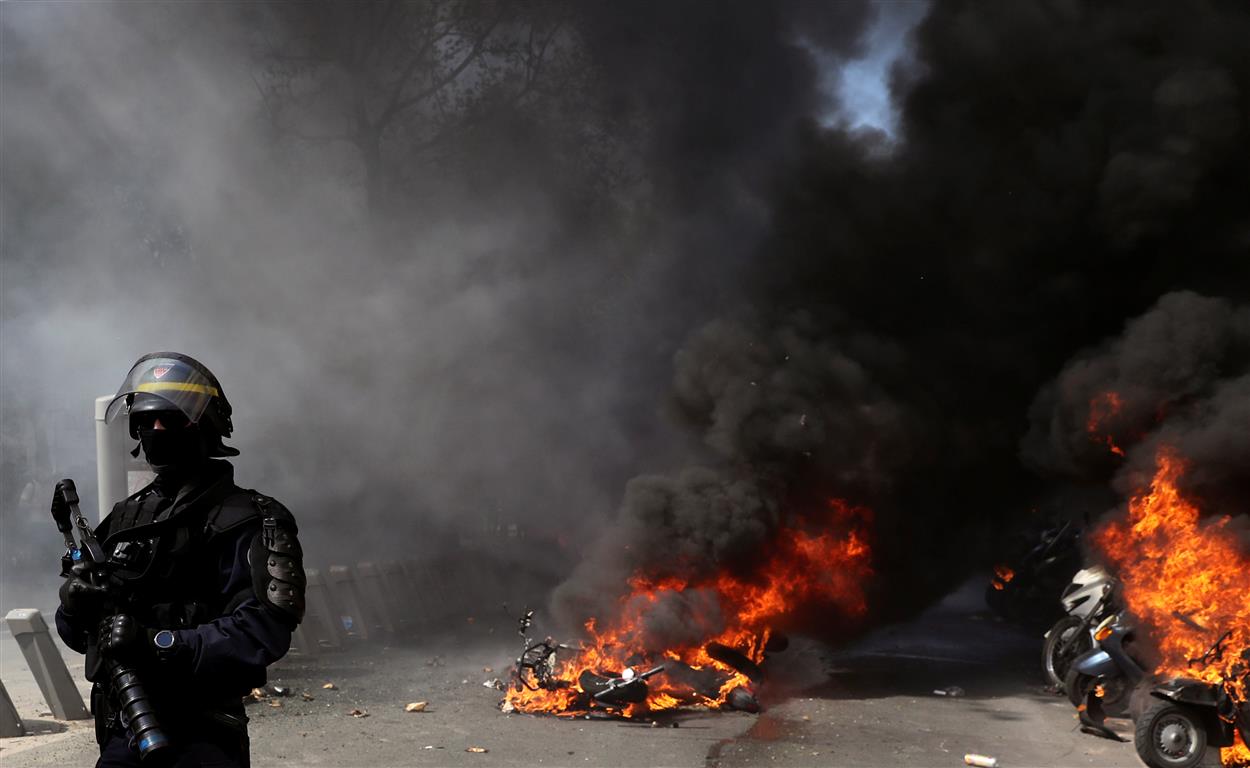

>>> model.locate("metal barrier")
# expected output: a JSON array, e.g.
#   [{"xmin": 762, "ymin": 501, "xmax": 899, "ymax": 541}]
[
  {"xmin": 325, "ymin": 565, "xmax": 370, "ymax": 641},
  {"xmin": 302, "ymin": 568, "xmax": 345, "ymax": 650},
  {"xmin": 3, "ymin": 609, "xmax": 89, "ymax": 721},
  {"xmin": 379, "ymin": 561, "xmax": 418, "ymax": 638},
  {"xmin": 353, "ymin": 562, "xmax": 396, "ymax": 638},
  {"xmin": 290, "ymin": 623, "xmax": 319, "ymax": 658}
]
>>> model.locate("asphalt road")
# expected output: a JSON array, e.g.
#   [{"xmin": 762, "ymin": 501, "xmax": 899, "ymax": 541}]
[{"xmin": 1, "ymin": 580, "xmax": 1143, "ymax": 767}]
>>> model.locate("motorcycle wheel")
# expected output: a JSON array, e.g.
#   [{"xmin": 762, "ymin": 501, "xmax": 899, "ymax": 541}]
[
  {"xmin": 1064, "ymin": 665, "xmax": 1132, "ymax": 716},
  {"xmin": 1065, "ymin": 666, "xmax": 1094, "ymax": 707},
  {"xmin": 1042, "ymin": 616, "xmax": 1088, "ymax": 689},
  {"xmin": 1134, "ymin": 700, "xmax": 1209, "ymax": 768}
]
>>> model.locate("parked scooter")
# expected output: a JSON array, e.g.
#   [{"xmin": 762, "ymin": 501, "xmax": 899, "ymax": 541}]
[
  {"xmin": 1042, "ymin": 566, "xmax": 1118, "ymax": 690},
  {"xmin": 986, "ymin": 521, "xmax": 1084, "ymax": 629},
  {"xmin": 1133, "ymin": 629, "xmax": 1250, "ymax": 768},
  {"xmin": 1066, "ymin": 612, "xmax": 1147, "ymax": 721}
]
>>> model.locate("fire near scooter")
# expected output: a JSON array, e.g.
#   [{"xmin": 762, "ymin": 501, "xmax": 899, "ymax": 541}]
[
  {"xmin": 1066, "ymin": 612, "xmax": 1147, "ymax": 738},
  {"xmin": 1133, "ymin": 629, "xmax": 1250, "ymax": 768}
]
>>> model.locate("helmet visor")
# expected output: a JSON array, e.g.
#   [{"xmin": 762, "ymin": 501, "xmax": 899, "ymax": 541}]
[{"xmin": 104, "ymin": 356, "xmax": 220, "ymax": 425}]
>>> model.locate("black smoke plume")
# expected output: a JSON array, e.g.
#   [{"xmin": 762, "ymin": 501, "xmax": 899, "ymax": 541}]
[
  {"xmin": 553, "ymin": 0, "xmax": 1250, "ymax": 638},
  {"xmin": 1023, "ymin": 291, "xmax": 1250, "ymax": 522}
]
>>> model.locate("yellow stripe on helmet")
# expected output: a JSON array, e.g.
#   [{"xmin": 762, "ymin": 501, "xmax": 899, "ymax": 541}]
[{"xmin": 135, "ymin": 382, "xmax": 220, "ymax": 397}]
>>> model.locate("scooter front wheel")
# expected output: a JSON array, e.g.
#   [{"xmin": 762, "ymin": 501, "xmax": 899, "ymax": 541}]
[
  {"xmin": 1134, "ymin": 700, "xmax": 1209, "ymax": 768},
  {"xmin": 1064, "ymin": 665, "xmax": 1131, "ymax": 716},
  {"xmin": 1042, "ymin": 615, "xmax": 1087, "ymax": 689}
]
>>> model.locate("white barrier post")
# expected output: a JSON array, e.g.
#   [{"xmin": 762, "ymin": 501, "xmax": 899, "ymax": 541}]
[
  {"xmin": 0, "ymin": 680, "xmax": 25, "ymax": 737},
  {"xmin": 94, "ymin": 395, "xmax": 128, "ymax": 522},
  {"xmin": 3, "ymin": 610, "xmax": 89, "ymax": 721}
]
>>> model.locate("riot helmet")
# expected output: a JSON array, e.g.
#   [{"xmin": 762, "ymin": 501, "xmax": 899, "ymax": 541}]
[{"xmin": 106, "ymin": 353, "xmax": 238, "ymax": 458}]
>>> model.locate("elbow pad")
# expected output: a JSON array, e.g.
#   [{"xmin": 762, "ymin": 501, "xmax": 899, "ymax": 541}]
[{"xmin": 247, "ymin": 496, "xmax": 306, "ymax": 624}]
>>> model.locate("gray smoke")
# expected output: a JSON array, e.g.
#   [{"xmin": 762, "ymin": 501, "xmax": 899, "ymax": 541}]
[
  {"xmin": 0, "ymin": 1, "xmax": 879, "ymax": 610},
  {"xmin": 0, "ymin": 2, "xmax": 699, "ymax": 605}
]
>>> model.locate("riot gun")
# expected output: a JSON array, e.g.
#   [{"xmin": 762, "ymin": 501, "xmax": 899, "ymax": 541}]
[{"xmin": 53, "ymin": 479, "xmax": 170, "ymax": 760}]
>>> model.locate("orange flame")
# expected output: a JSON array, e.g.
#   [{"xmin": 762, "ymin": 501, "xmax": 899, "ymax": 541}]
[
  {"xmin": 1092, "ymin": 447, "xmax": 1249, "ymax": 767},
  {"xmin": 991, "ymin": 564, "xmax": 1015, "ymax": 590},
  {"xmin": 1086, "ymin": 391, "xmax": 1126, "ymax": 456},
  {"xmin": 506, "ymin": 499, "xmax": 873, "ymax": 716}
]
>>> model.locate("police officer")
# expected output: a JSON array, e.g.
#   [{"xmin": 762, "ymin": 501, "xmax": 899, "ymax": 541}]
[{"xmin": 55, "ymin": 353, "xmax": 305, "ymax": 767}]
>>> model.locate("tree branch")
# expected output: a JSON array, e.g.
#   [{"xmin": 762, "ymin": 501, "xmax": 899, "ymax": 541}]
[{"xmin": 375, "ymin": 10, "xmax": 503, "ymax": 130}]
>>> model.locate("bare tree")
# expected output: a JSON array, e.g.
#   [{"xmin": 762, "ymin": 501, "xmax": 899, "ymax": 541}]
[{"xmin": 252, "ymin": 0, "xmax": 575, "ymax": 215}]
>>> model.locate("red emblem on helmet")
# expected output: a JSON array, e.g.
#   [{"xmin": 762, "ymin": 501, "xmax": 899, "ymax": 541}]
[{"xmin": 152, "ymin": 366, "xmax": 170, "ymax": 379}]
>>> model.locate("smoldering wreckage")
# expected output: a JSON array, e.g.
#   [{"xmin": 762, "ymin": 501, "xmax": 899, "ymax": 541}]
[
  {"xmin": 250, "ymin": 301, "xmax": 1249, "ymax": 768},
  {"xmin": 475, "ymin": 296, "xmax": 1248, "ymax": 768},
  {"xmin": 500, "ymin": 422, "xmax": 1250, "ymax": 768}
]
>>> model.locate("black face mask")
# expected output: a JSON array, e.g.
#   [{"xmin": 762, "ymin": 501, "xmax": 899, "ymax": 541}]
[{"xmin": 138, "ymin": 427, "xmax": 208, "ymax": 474}]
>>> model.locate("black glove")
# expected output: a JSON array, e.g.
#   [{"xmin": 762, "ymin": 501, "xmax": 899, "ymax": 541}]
[
  {"xmin": 50, "ymin": 482, "xmax": 70, "ymax": 525},
  {"xmin": 58, "ymin": 562, "xmax": 112, "ymax": 619},
  {"xmin": 97, "ymin": 614, "xmax": 155, "ymax": 667}
]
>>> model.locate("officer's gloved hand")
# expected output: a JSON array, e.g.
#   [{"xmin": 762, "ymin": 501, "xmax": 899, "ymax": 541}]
[
  {"xmin": 50, "ymin": 482, "xmax": 71, "ymax": 524},
  {"xmin": 58, "ymin": 562, "xmax": 112, "ymax": 619},
  {"xmin": 97, "ymin": 614, "xmax": 155, "ymax": 667}
]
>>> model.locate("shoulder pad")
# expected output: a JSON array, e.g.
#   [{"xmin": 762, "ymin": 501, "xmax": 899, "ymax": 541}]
[
  {"xmin": 252, "ymin": 494, "xmax": 299, "ymax": 534},
  {"xmin": 247, "ymin": 496, "xmax": 305, "ymax": 624},
  {"xmin": 204, "ymin": 491, "xmax": 262, "ymax": 535},
  {"xmin": 205, "ymin": 490, "xmax": 299, "ymax": 536}
]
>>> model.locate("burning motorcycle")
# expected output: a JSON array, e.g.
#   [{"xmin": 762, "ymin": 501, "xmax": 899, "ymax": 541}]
[
  {"xmin": 509, "ymin": 609, "xmax": 668, "ymax": 714},
  {"xmin": 1133, "ymin": 630, "xmax": 1250, "ymax": 768},
  {"xmin": 511, "ymin": 610, "xmax": 575, "ymax": 695},
  {"xmin": 1042, "ymin": 565, "xmax": 1118, "ymax": 690}
]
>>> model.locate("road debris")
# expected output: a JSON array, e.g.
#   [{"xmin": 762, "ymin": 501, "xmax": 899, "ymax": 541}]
[
  {"xmin": 348, "ymin": 708, "xmax": 369, "ymax": 718},
  {"xmin": 483, "ymin": 678, "xmax": 505, "ymax": 691},
  {"xmin": 268, "ymin": 700, "xmax": 283, "ymax": 708},
  {"xmin": 404, "ymin": 701, "xmax": 428, "ymax": 712},
  {"xmin": 266, "ymin": 684, "xmax": 291, "ymax": 697},
  {"xmin": 322, "ymin": 682, "xmax": 337, "ymax": 690},
  {"xmin": 466, "ymin": 746, "xmax": 489, "ymax": 753},
  {"xmin": 301, "ymin": 692, "xmax": 315, "ymax": 701},
  {"xmin": 934, "ymin": 686, "xmax": 966, "ymax": 697},
  {"xmin": 964, "ymin": 754, "xmax": 999, "ymax": 767}
]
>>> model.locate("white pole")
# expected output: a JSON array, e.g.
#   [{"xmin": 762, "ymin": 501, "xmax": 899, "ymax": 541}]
[{"xmin": 94, "ymin": 395, "xmax": 127, "ymax": 522}]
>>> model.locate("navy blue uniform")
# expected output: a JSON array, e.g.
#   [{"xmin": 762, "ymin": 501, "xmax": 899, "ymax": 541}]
[{"xmin": 55, "ymin": 460, "xmax": 303, "ymax": 767}]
